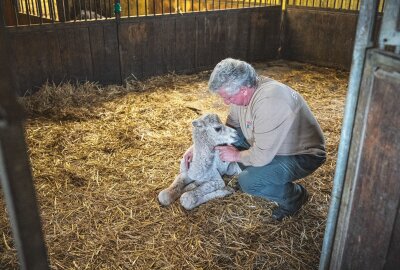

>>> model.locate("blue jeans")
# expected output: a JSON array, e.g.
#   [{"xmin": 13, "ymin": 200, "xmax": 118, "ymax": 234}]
[{"xmin": 233, "ymin": 128, "xmax": 326, "ymax": 209}]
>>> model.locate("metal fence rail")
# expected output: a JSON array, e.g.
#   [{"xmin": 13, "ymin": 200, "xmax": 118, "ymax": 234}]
[
  {"xmin": 0, "ymin": 0, "xmax": 282, "ymax": 26},
  {"xmin": 288, "ymin": 0, "xmax": 385, "ymax": 12}
]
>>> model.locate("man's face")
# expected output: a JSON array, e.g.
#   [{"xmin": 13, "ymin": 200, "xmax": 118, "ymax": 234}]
[{"xmin": 218, "ymin": 87, "xmax": 250, "ymax": 106}]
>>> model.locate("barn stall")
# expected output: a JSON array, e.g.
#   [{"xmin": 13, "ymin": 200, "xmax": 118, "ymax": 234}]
[{"xmin": 0, "ymin": 0, "xmax": 397, "ymax": 269}]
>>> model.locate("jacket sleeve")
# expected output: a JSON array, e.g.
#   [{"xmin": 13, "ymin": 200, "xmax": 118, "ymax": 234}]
[{"xmin": 239, "ymin": 97, "xmax": 296, "ymax": 167}]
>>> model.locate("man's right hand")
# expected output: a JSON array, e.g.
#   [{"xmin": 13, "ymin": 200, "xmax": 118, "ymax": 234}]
[{"xmin": 183, "ymin": 146, "xmax": 194, "ymax": 170}]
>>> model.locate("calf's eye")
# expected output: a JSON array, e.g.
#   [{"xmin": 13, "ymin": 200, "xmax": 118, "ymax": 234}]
[{"xmin": 214, "ymin": 127, "xmax": 222, "ymax": 132}]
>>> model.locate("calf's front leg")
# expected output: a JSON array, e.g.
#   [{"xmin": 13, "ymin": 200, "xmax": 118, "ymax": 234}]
[
  {"xmin": 180, "ymin": 180, "xmax": 233, "ymax": 210},
  {"xmin": 158, "ymin": 173, "xmax": 191, "ymax": 206}
]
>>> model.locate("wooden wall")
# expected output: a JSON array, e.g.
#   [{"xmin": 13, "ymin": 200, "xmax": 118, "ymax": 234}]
[
  {"xmin": 283, "ymin": 7, "xmax": 381, "ymax": 70},
  {"xmin": 6, "ymin": 21, "xmax": 121, "ymax": 95},
  {"xmin": 3, "ymin": 7, "xmax": 281, "ymax": 95},
  {"xmin": 118, "ymin": 8, "xmax": 281, "ymax": 80}
]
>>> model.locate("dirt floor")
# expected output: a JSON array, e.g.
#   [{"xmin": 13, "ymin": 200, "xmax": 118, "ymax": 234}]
[{"xmin": 0, "ymin": 60, "xmax": 348, "ymax": 269}]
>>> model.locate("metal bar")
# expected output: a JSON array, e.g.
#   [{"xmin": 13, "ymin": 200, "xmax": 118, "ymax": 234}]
[
  {"xmin": 43, "ymin": 0, "xmax": 48, "ymax": 19},
  {"xmin": 114, "ymin": 0, "xmax": 123, "ymax": 84},
  {"xmin": 56, "ymin": 0, "xmax": 67, "ymax": 22},
  {"xmin": 319, "ymin": 1, "xmax": 379, "ymax": 269},
  {"xmin": 71, "ymin": 1, "xmax": 77, "ymax": 21},
  {"xmin": 89, "ymin": 0, "xmax": 93, "ymax": 19},
  {"xmin": 28, "ymin": 0, "xmax": 33, "ymax": 15},
  {"xmin": 101, "ymin": 0, "xmax": 107, "ymax": 17},
  {"xmin": 153, "ymin": 0, "xmax": 155, "ymax": 15},
  {"xmin": 25, "ymin": 0, "xmax": 31, "ymax": 25},
  {"xmin": 95, "ymin": 0, "xmax": 98, "ymax": 19},
  {"xmin": 168, "ymin": 0, "xmax": 171, "ymax": 14},
  {"xmin": 13, "ymin": 0, "xmax": 20, "ymax": 26},
  {"xmin": 82, "ymin": 0, "xmax": 86, "ymax": 20},
  {"xmin": 161, "ymin": 0, "xmax": 164, "ymax": 14},
  {"xmin": 0, "ymin": 28, "xmax": 50, "ymax": 270},
  {"xmin": 78, "ymin": 0, "xmax": 81, "ymax": 19},
  {"xmin": 49, "ymin": 0, "xmax": 55, "ymax": 22},
  {"xmin": 36, "ymin": 0, "xmax": 43, "ymax": 24},
  {"xmin": 380, "ymin": 0, "xmax": 385, "ymax": 12},
  {"xmin": 145, "ymin": 0, "xmax": 147, "ymax": 15},
  {"xmin": 138, "ymin": 0, "xmax": 141, "ymax": 15}
]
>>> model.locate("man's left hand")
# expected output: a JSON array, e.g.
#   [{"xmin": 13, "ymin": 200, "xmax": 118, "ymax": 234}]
[{"xmin": 215, "ymin": 145, "xmax": 240, "ymax": 162}]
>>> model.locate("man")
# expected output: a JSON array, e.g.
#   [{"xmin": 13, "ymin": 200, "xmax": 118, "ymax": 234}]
[{"xmin": 185, "ymin": 58, "xmax": 326, "ymax": 221}]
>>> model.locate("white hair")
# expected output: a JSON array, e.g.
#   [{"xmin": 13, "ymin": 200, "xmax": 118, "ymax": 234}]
[{"xmin": 208, "ymin": 58, "xmax": 258, "ymax": 96}]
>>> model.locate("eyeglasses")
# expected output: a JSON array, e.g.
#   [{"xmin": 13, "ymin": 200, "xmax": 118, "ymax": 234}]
[{"xmin": 219, "ymin": 88, "xmax": 244, "ymax": 104}]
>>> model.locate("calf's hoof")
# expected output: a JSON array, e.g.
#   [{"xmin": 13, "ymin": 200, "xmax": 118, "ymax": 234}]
[
  {"xmin": 180, "ymin": 193, "xmax": 196, "ymax": 210},
  {"xmin": 158, "ymin": 189, "xmax": 174, "ymax": 206}
]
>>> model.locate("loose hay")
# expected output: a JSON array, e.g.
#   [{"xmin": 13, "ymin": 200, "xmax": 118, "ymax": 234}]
[{"xmin": 0, "ymin": 60, "xmax": 348, "ymax": 269}]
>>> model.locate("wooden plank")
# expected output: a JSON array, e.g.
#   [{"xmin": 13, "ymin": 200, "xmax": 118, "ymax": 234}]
[
  {"xmin": 196, "ymin": 14, "xmax": 213, "ymax": 69},
  {"xmin": 89, "ymin": 23, "xmax": 120, "ymax": 84},
  {"xmin": 249, "ymin": 8, "xmax": 281, "ymax": 61},
  {"xmin": 224, "ymin": 11, "xmax": 242, "ymax": 60},
  {"xmin": 119, "ymin": 21, "xmax": 145, "ymax": 80},
  {"xmin": 58, "ymin": 27, "xmax": 93, "ymax": 81},
  {"xmin": 160, "ymin": 17, "xmax": 176, "ymax": 73},
  {"xmin": 333, "ymin": 14, "xmax": 357, "ymax": 68},
  {"xmin": 89, "ymin": 25, "xmax": 106, "ymax": 82},
  {"xmin": 175, "ymin": 15, "xmax": 196, "ymax": 73},
  {"xmin": 142, "ymin": 18, "xmax": 165, "ymax": 77},
  {"xmin": 103, "ymin": 24, "xmax": 121, "ymax": 83},
  {"xmin": 212, "ymin": 12, "xmax": 227, "ymax": 66},
  {"xmin": 44, "ymin": 30, "xmax": 64, "ymax": 85},
  {"xmin": 11, "ymin": 31, "xmax": 48, "ymax": 94}
]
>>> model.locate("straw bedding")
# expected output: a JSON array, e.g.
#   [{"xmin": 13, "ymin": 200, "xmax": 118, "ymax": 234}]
[{"xmin": 0, "ymin": 60, "xmax": 348, "ymax": 269}]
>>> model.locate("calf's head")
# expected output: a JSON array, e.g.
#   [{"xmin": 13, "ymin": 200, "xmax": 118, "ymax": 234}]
[{"xmin": 192, "ymin": 113, "xmax": 238, "ymax": 147}]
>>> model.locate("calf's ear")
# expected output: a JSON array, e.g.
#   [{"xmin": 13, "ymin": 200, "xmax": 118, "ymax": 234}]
[{"xmin": 192, "ymin": 119, "xmax": 203, "ymax": 127}]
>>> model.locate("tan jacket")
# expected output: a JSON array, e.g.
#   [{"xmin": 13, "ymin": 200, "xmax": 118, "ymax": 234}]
[{"xmin": 226, "ymin": 76, "xmax": 326, "ymax": 167}]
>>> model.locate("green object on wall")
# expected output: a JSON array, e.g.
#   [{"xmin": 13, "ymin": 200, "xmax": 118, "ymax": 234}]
[{"xmin": 114, "ymin": 3, "xmax": 122, "ymax": 14}]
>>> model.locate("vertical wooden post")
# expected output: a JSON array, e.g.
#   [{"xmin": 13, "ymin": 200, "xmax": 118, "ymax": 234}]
[{"xmin": 0, "ymin": 29, "xmax": 50, "ymax": 270}]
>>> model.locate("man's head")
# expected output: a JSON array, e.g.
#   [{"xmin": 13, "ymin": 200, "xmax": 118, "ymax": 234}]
[{"xmin": 208, "ymin": 58, "xmax": 258, "ymax": 105}]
